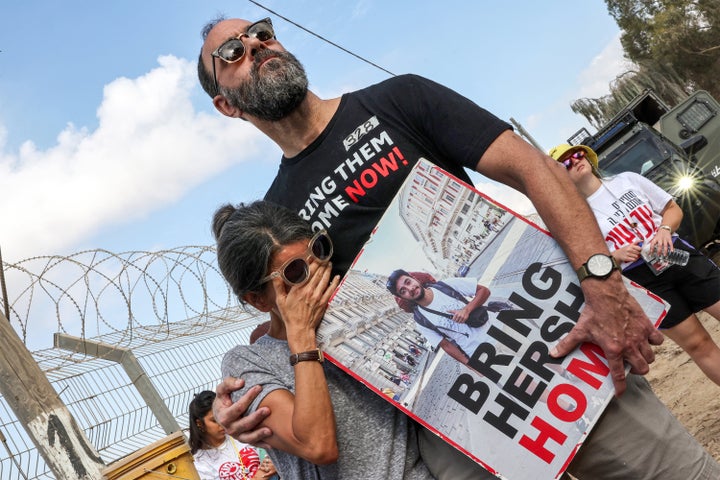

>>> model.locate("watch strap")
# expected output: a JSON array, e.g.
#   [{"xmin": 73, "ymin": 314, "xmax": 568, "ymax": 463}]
[
  {"xmin": 289, "ymin": 348, "xmax": 324, "ymax": 366},
  {"xmin": 576, "ymin": 264, "xmax": 592, "ymax": 283}
]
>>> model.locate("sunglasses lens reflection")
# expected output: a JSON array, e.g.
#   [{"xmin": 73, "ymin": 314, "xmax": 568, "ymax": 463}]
[
  {"xmin": 218, "ymin": 39, "xmax": 246, "ymax": 62},
  {"xmin": 250, "ymin": 22, "xmax": 275, "ymax": 41},
  {"xmin": 283, "ymin": 258, "xmax": 309, "ymax": 284},
  {"xmin": 312, "ymin": 234, "xmax": 333, "ymax": 260},
  {"xmin": 562, "ymin": 150, "xmax": 586, "ymax": 169},
  {"xmin": 216, "ymin": 21, "xmax": 274, "ymax": 64}
]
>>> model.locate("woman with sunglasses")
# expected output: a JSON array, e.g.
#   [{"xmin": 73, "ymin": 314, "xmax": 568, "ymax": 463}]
[
  {"xmin": 211, "ymin": 200, "xmax": 433, "ymax": 479},
  {"xmin": 549, "ymin": 143, "xmax": 720, "ymax": 387}
]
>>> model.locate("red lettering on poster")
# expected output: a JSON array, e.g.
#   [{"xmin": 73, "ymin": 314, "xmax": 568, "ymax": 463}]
[
  {"xmin": 519, "ymin": 416, "xmax": 567, "ymax": 464},
  {"xmin": 566, "ymin": 343, "xmax": 609, "ymax": 390}
]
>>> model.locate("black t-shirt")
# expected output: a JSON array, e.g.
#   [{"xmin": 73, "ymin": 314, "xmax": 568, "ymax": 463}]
[{"xmin": 264, "ymin": 74, "xmax": 510, "ymax": 275}]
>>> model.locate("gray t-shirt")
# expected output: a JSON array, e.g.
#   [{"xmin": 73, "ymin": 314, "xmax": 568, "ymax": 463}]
[{"xmin": 221, "ymin": 335, "xmax": 433, "ymax": 480}]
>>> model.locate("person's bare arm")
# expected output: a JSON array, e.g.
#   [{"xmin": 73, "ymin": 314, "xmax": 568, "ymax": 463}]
[
  {"xmin": 475, "ymin": 130, "xmax": 664, "ymax": 395},
  {"xmin": 438, "ymin": 339, "xmax": 489, "ymax": 380},
  {"xmin": 213, "ymin": 378, "xmax": 272, "ymax": 448},
  {"xmin": 439, "ymin": 338, "xmax": 470, "ymax": 364},
  {"xmin": 452, "ymin": 284, "xmax": 490, "ymax": 323},
  {"xmin": 255, "ymin": 261, "xmax": 340, "ymax": 464}
]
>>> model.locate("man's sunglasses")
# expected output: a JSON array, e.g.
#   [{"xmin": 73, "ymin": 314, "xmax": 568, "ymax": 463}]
[
  {"xmin": 561, "ymin": 150, "xmax": 586, "ymax": 169},
  {"xmin": 210, "ymin": 18, "xmax": 275, "ymax": 95},
  {"xmin": 260, "ymin": 231, "xmax": 333, "ymax": 287}
]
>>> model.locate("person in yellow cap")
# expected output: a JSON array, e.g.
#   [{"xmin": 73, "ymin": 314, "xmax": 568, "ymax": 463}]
[
  {"xmin": 548, "ymin": 143, "xmax": 599, "ymax": 172},
  {"xmin": 550, "ymin": 143, "xmax": 720, "ymax": 387}
]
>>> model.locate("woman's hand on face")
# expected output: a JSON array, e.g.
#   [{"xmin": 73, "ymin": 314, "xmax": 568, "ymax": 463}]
[{"xmin": 272, "ymin": 261, "xmax": 340, "ymax": 334}]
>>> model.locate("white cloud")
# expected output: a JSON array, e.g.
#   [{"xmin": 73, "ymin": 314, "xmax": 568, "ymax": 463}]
[
  {"xmin": 522, "ymin": 34, "xmax": 637, "ymax": 150},
  {"xmin": 468, "ymin": 172, "xmax": 535, "ymax": 217},
  {"xmin": 576, "ymin": 34, "xmax": 635, "ymax": 100},
  {"xmin": 0, "ymin": 55, "xmax": 266, "ymax": 261}
]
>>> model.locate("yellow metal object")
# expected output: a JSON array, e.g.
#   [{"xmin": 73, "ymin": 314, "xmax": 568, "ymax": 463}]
[{"xmin": 102, "ymin": 431, "xmax": 200, "ymax": 480}]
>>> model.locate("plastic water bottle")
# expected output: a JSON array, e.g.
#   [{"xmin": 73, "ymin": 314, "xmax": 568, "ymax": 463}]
[
  {"xmin": 664, "ymin": 248, "xmax": 690, "ymax": 266},
  {"xmin": 641, "ymin": 242, "xmax": 689, "ymax": 275}
]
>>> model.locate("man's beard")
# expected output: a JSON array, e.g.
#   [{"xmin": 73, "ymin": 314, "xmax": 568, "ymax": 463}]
[{"xmin": 221, "ymin": 49, "xmax": 308, "ymax": 121}]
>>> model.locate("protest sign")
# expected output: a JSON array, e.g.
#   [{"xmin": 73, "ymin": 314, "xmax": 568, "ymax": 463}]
[{"xmin": 317, "ymin": 159, "xmax": 667, "ymax": 479}]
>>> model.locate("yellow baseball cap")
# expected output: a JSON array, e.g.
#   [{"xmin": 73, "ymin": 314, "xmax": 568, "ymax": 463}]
[{"xmin": 548, "ymin": 143, "xmax": 599, "ymax": 170}]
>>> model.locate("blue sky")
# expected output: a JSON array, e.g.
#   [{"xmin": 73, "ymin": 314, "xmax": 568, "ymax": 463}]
[{"xmin": 0, "ymin": 1, "xmax": 631, "ymax": 263}]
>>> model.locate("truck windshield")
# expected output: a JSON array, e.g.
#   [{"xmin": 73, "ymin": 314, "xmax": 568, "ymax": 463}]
[{"xmin": 601, "ymin": 136, "xmax": 670, "ymax": 176}]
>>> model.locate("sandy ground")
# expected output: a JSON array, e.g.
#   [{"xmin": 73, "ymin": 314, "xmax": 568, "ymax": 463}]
[{"xmin": 646, "ymin": 309, "xmax": 720, "ymax": 461}]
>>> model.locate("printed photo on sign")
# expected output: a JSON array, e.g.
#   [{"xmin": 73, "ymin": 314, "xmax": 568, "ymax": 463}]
[{"xmin": 317, "ymin": 159, "xmax": 668, "ymax": 480}]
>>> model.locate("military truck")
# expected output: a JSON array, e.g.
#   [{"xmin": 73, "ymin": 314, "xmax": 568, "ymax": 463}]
[{"xmin": 567, "ymin": 89, "xmax": 720, "ymax": 253}]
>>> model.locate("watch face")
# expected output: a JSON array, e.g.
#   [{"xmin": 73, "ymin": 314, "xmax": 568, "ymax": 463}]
[{"xmin": 587, "ymin": 254, "xmax": 613, "ymax": 277}]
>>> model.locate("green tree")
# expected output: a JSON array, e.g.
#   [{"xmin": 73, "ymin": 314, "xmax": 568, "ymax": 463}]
[
  {"xmin": 571, "ymin": 0, "xmax": 720, "ymax": 128},
  {"xmin": 571, "ymin": 61, "xmax": 688, "ymax": 130},
  {"xmin": 608, "ymin": 0, "xmax": 720, "ymax": 96}
]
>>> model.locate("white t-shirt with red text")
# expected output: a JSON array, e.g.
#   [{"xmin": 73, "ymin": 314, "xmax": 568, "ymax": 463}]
[
  {"xmin": 193, "ymin": 436, "xmax": 261, "ymax": 480},
  {"xmin": 586, "ymin": 172, "xmax": 672, "ymax": 269}
]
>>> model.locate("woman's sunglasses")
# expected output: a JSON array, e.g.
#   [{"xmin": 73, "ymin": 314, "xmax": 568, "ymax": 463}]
[
  {"xmin": 561, "ymin": 150, "xmax": 586, "ymax": 170},
  {"xmin": 260, "ymin": 231, "xmax": 333, "ymax": 287},
  {"xmin": 210, "ymin": 18, "xmax": 275, "ymax": 94}
]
